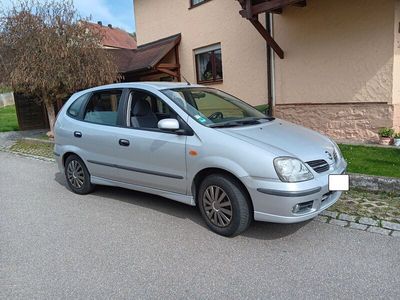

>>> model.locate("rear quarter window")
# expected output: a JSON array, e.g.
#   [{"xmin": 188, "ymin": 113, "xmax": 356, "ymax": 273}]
[{"xmin": 67, "ymin": 94, "xmax": 88, "ymax": 119}]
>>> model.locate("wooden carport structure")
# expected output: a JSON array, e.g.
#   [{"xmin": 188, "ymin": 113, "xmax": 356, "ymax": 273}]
[
  {"xmin": 109, "ymin": 33, "xmax": 182, "ymax": 82},
  {"xmin": 237, "ymin": 0, "xmax": 307, "ymax": 59}
]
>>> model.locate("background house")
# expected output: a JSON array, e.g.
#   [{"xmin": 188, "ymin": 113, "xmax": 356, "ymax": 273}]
[
  {"xmin": 134, "ymin": 0, "xmax": 399, "ymax": 142},
  {"xmin": 84, "ymin": 21, "xmax": 137, "ymax": 50}
]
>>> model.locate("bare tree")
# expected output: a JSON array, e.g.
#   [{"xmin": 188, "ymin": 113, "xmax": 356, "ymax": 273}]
[{"xmin": 0, "ymin": 0, "xmax": 121, "ymax": 134}]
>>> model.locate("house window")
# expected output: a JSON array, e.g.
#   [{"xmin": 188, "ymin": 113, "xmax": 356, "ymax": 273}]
[
  {"xmin": 195, "ymin": 44, "xmax": 223, "ymax": 84},
  {"xmin": 190, "ymin": 0, "xmax": 210, "ymax": 8}
]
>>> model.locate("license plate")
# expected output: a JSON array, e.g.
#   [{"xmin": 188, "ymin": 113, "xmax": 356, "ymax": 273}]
[{"xmin": 329, "ymin": 174, "xmax": 349, "ymax": 191}]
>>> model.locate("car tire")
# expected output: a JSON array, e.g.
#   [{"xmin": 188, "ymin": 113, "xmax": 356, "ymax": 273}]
[
  {"xmin": 64, "ymin": 154, "xmax": 95, "ymax": 195},
  {"xmin": 198, "ymin": 174, "xmax": 252, "ymax": 237}
]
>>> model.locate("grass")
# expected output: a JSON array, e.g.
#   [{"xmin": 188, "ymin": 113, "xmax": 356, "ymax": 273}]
[
  {"xmin": 0, "ymin": 105, "xmax": 19, "ymax": 132},
  {"xmin": 254, "ymin": 104, "xmax": 269, "ymax": 114},
  {"xmin": 339, "ymin": 144, "xmax": 400, "ymax": 178},
  {"xmin": 0, "ymin": 86, "xmax": 13, "ymax": 94},
  {"xmin": 10, "ymin": 139, "xmax": 53, "ymax": 159}
]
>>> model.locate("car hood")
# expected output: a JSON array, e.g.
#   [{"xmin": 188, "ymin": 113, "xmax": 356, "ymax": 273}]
[{"xmin": 220, "ymin": 119, "xmax": 336, "ymax": 163}]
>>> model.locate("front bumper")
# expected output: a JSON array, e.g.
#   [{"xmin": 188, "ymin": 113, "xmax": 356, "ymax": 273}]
[{"xmin": 242, "ymin": 159, "xmax": 347, "ymax": 224}]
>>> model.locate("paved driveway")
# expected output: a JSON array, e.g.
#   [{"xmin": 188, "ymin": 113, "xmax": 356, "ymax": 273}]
[{"xmin": 1, "ymin": 152, "xmax": 399, "ymax": 299}]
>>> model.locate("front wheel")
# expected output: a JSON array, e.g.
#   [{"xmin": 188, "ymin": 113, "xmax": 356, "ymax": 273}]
[
  {"xmin": 198, "ymin": 174, "xmax": 251, "ymax": 237},
  {"xmin": 64, "ymin": 154, "xmax": 95, "ymax": 195}
]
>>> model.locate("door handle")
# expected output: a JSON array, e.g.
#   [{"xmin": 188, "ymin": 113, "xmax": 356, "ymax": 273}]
[
  {"xmin": 74, "ymin": 131, "xmax": 82, "ymax": 138},
  {"xmin": 119, "ymin": 139, "xmax": 130, "ymax": 147}
]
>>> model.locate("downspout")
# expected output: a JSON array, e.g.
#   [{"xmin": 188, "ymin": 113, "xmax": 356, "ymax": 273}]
[{"xmin": 266, "ymin": 13, "xmax": 276, "ymax": 117}]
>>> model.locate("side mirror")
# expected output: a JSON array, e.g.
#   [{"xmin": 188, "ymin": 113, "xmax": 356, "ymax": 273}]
[{"xmin": 158, "ymin": 118, "xmax": 180, "ymax": 131}]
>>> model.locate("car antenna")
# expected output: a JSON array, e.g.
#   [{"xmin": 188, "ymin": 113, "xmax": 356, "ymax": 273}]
[{"xmin": 181, "ymin": 74, "xmax": 191, "ymax": 86}]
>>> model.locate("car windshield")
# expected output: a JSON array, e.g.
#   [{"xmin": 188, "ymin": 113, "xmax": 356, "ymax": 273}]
[{"xmin": 162, "ymin": 87, "xmax": 273, "ymax": 127}]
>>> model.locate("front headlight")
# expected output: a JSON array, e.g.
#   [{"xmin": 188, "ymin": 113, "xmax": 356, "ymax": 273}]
[
  {"xmin": 330, "ymin": 139, "xmax": 342, "ymax": 160},
  {"xmin": 274, "ymin": 157, "xmax": 314, "ymax": 182}
]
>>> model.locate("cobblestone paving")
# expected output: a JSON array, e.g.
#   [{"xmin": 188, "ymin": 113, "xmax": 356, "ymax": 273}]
[
  {"xmin": 0, "ymin": 130, "xmax": 47, "ymax": 149},
  {"xmin": 0, "ymin": 130, "xmax": 54, "ymax": 160},
  {"xmin": 9, "ymin": 139, "xmax": 54, "ymax": 159},
  {"xmin": 330, "ymin": 189, "xmax": 400, "ymax": 223}
]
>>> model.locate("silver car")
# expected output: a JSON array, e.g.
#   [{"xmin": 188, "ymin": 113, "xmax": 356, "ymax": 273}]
[{"xmin": 54, "ymin": 82, "xmax": 347, "ymax": 236}]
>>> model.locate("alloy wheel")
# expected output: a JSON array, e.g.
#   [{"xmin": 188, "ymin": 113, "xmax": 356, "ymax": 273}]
[
  {"xmin": 66, "ymin": 159, "xmax": 85, "ymax": 189},
  {"xmin": 202, "ymin": 185, "xmax": 233, "ymax": 227}
]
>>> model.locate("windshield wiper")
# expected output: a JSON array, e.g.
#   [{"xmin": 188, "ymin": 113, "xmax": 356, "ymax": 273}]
[
  {"xmin": 209, "ymin": 117, "xmax": 275, "ymax": 128},
  {"xmin": 209, "ymin": 122, "xmax": 243, "ymax": 128}
]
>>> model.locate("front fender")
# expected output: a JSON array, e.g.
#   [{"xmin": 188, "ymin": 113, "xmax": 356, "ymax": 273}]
[{"xmin": 186, "ymin": 155, "xmax": 251, "ymax": 196}]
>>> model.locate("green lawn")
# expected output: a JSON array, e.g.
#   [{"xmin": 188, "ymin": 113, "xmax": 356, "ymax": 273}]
[
  {"xmin": 339, "ymin": 144, "xmax": 400, "ymax": 178},
  {"xmin": 0, "ymin": 105, "xmax": 19, "ymax": 132},
  {"xmin": 254, "ymin": 104, "xmax": 269, "ymax": 114}
]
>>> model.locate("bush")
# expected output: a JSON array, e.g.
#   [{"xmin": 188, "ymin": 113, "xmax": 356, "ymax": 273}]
[
  {"xmin": 0, "ymin": 86, "xmax": 13, "ymax": 94},
  {"xmin": 254, "ymin": 104, "xmax": 269, "ymax": 114},
  {"xmin": 378, "ymin": 128, "xmax": 394, "ymax": 138}
]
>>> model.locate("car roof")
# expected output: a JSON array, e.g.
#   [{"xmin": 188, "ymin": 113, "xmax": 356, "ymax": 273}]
[{"xmin": 85, "ymin": 81, "xmax": 204, "ymax": 92}]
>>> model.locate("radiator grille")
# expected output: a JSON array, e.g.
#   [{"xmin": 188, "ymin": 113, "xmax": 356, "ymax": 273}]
[{"xmin": 307, "ymin": 159, "xmax": 329, "ymax": 173}]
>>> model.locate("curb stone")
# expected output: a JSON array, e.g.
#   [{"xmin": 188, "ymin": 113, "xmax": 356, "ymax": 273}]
[
  {"xmin": 316, "ymin": 211, "xmax": 399, "ymax": 238},
  {"xmin": 316, "ymin": 216, "xmax": 328, "ymax": 223},
  {"xmin": 350, "ymin": 173, "xmax": 400, "ymax": 194},
  {"xmin": 338, "ymin": 213, "xmax": 357, "ymax": 222},
  {"xmin": 329, "ymin": 219, "xmax": 348, "ymax": 227},
  {"xmin": 381, "ymin": 221, "xmax": 400, "ymax": 231},
  {"xmin": 358, "ymin": 217, "xmax": 379, "ymax": 227},
  {"xmin": 349, "ymin": 222, "xmax": 368, "ymax": 231},
  {"xmin": 320, "ymin": 211, "xmax": 338, "ymax": 219}
]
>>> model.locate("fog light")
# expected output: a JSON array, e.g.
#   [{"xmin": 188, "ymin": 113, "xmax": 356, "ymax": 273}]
[{"xmin": 292, "ymin": 201, "xmax": 314, "ymax": 214}]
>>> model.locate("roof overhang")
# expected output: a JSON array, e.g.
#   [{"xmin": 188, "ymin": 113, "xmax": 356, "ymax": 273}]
[{"xmin": 108, "ymin": 33, "xmax": 181, "ymax": 79}]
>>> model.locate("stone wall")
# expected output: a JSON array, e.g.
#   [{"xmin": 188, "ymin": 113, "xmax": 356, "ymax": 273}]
[
  {"xmin": 0, "ymin": 92, "xmax": 14, "ymax": 108},
  {"xmin": 275, "ymin": 103, "xmax": 393, "ymax": 142},
  {"xmin": 393, "ymin": 104, "xmax": 400, "ymax": 131}
]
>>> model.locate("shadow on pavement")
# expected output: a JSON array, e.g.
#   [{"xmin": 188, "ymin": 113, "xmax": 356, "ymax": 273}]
[{"xmin": 54, "ymin": 172, "xmax": 309, "ymax": 240}]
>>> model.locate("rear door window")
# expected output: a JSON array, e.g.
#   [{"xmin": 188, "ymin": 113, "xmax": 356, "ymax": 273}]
[{"xmin": 83, "ymin": 90, "xmax": 122, "ymax": 126}]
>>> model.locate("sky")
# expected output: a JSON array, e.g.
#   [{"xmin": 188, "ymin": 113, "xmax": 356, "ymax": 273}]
[
  {"xmin": 1, "ymin": 0, "xmax": 136, "ymax": 33},
  {"xmin": 74, "ymin": 0, "xmax": 136, "ymax": 33}
]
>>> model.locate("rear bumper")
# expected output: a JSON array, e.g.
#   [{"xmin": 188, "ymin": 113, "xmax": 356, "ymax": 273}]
[
  {"xmin": 242, "ymin": 159, "xmax": 347, "ymax": 224},
  {"xmin": 53, "ymin": 144, "xmax": 64, "ymax": 172}
]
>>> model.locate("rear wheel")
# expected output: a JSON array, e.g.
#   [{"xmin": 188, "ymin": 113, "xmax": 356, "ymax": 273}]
[
  {"xmin": 64, "ymin": 154, "xmax": 94, "ymax": 194},
  {"xmin": 198, "ymin": 174, "xmax": 251, "ymax": 237}
]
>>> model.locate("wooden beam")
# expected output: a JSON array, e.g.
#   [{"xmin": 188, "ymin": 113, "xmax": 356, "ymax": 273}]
[
  {"xmin": 245, "ymin": 0, "xmax": 253, "ymax": 19},
  {"xmin": 156, "ymin": 67, "xmax": 178, "ymax": 78},
  {"xmin": 174, "ymin": 45, "xmax": 181, "ymax": 82},
  {"xmin": 250, "ymin": 18, "xmax": 284, "ymax": 59},
  {"xmin": 271, "ymin": 8, "xmax": 283, "ymax": 14},
  {"xmin": 156, "ymin": 63, "xmax": 179, "ymax": 69},
  {"xmin": 292, "ymin": 0, "xmax": 307, "ymax": 7},
  {"xmin": 239, "ymin": 0, "xmax": 305, "ymax": 17},
  {"xmin": 237, "ymin": 0, "xmax": 246, "ymax": 8},
  {"xmin": 252, "ymin": 0, "xmax": 305, "ymax": 15}
]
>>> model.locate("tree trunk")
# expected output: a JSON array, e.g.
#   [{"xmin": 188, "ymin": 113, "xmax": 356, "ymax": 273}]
[{"xmin": 44, "ymin": 99, "xmax": 56, "ymax": 137}]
